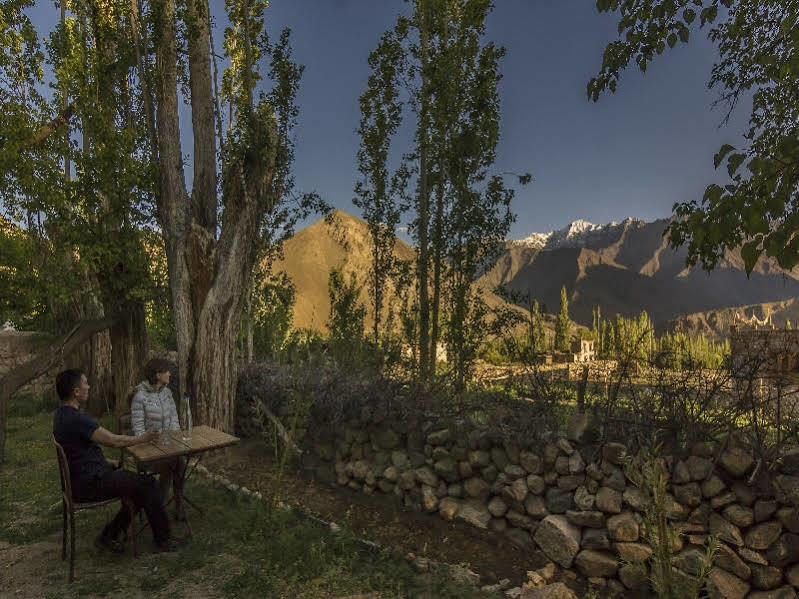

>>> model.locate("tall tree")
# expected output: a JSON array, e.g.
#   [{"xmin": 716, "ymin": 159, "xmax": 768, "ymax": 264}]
[
  {"xmin": 145, "ymin": 0, "xmax": 306, "ymax": 430},
  {"xmin": 354, "ymin": 26, "xmax": 408, "ymax": 346},
  {"xmin": 0, "ymin": 0, "xmax": 159, "ymax": 459},
  {"xmin": 358, "ymin": 0, "xmax": 526, "ymax": 385},
  {"xmin": 590, "ymin": 1, "xmax": 799, "ymax": 274},
  {"xmin": 529, "ymin": 299, "xmax": 545, "ymax": 354},
  {"xmin": 554, "ymin": 285, "xmax": 570, "ymax": 352}
]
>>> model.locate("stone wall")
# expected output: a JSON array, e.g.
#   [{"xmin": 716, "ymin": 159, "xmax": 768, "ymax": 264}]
[
  {"xmin": 0, "ymin": 330, "xmax": 59, "ymax": 399},
  {"xmin": 303, "ymin": 414, "xmax": 799, "ymax": 598}
]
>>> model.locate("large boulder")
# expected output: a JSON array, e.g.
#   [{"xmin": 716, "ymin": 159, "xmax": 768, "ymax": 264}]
[
  {"xmin": 433, "ymin": 458, "xmax": 459, "ymax": 483},
  {"xmin": 520, "ymin": 450, "xmax": 543, "ymax": 474},
  {"xmin": 766, "ymin": 533, "xmax": 799, "ymax": 568},
  {"xmin": 574, "ymin": 549, "xmax": 618, "ymax": 577},
  {"xmin": 520, "ymin": 583, "xmax": 578, "ymax": 599},
  {"xmin": 525, "ymin": 495, "xmax": 548, "ymax": 519},
  {"xmin": 415, "ymin": 466, "xmax": 438, "ymax": 487},
  {"xmin": 533, "ymin": 515, "xmax": 581, "ymax": 568},
  {"xmin": 723, "ymin": 504, "xmax": 754, "ymax": 529},
  {"xmin": 596, "ymin": 486, "xmax": 623, "ymax": 514},
  {"xmin": 545, "ymin": 488, "xmax": 573, "ymax": 514},
  {"xmin": 488, "ymin": 496, "xmax": 509, "ymax": 518},
  {"xmin": 714, "ymin": 543, "xmax": 751, "ymax": 580},
  {"xmin": 750, "ymin": 564, "xmax": 783, "ymax": 591},
  {"xmin": 686, "ymin": 455, "xmax": 713, "ymax": 481},
  {"xmin": 745, "ymin": 521, "xmax": 783, "ymax": 551},
  {"xmin": 707, "ymin": 567, "xmax": 750, "ymax": 599},
  {"xmin": 565, "ymin": 510, "xmax": 605, "ymax": 529},
  {"xmin": 457, "ymin": 501, "xmax": 491, "ymax": 529},
  {"xmin": 720, "ymin": 447, "xmax": 755, "ymax": 478},
  {"xmin": 438, "ymin": 497, "xmax": 460, "ymax": 521},
  {"xmin": 607, "ymin": 512, "xmax": 639, "ymax": 542},
  {"xmin": 615, "ymin": 542, "xmax": 652, "ymax": 563},
  {"xmin": 602, "ymin": 442, "xmax": 627, "ymax": 465},
  {"xmin": 463, "ymin": 476, "xmax": 490, "ymax": 500},
  {"xmin": 710, "ymin": 513, "xmax": 744, "ymax": 546}
]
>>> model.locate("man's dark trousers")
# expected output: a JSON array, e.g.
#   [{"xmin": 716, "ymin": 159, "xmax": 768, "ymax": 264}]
[{"xmin": 74, "ymin": 469, "xmax": 171, "ymax": 544}]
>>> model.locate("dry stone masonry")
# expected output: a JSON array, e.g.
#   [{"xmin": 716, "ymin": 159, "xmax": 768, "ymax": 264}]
[{"xmin": 302, "ymin": 412, "xmax": 799, "ymax": 598}]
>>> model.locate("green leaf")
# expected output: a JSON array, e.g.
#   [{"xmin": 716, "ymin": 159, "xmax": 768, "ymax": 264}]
[
  {"xmin": 667, "ymin": 33, "xmax": 678, "ymax": 48},
  {"xmin": 683, "ymin": 9, "xmax": 696, "ymax": 24},
  {"xmin": 727, "ymin": 153, "xmax": 746, "ymax": 177},
  {"xmin": 741, "ymin": 239, "xmax": 763, "ymax": 276},
  {"xmin": 714, "ymin": 144, "xmax": 735, "ymax": 169},
  {"xmin": 703, "ymin": 184, "xmax": 723, "ymax": 205}
]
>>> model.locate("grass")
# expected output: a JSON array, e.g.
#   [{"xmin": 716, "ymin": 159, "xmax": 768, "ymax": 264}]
[{"xmin": 1, "ymin": 410, "xmax": 491, "ymax": 598}]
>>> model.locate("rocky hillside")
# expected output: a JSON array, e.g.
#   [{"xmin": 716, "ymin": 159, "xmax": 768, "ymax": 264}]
[
  {"xmin": 482, "ymin": 218, "xmax": 799, "ymax": 327},
  {"xmin": 667, "ymin": 298, "xmax": 799, "ymax": 338},
  {"xmin": 272, "ymin": 211, "xmax": 526, "ymax": 333}
]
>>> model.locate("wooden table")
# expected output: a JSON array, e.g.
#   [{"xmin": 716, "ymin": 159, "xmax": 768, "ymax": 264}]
[{"xmin": 125, "ymin": 425, "xmax": 239, "ymax": 536}]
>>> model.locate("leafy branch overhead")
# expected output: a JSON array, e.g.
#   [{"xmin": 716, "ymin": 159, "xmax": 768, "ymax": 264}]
[{"xmin": 590, "ymin": 0, "xmax": 799, "ymax": 275}]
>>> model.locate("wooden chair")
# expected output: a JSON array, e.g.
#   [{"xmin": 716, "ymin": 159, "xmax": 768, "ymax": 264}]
[{"xmin": 53, "ymin": 435, "xmax": 138, "ymax": 582}]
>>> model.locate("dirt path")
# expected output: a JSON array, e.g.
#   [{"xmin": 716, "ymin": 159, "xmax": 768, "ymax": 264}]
[{"xmin": 204, "ymin": 438, "xmax": 551, "ymax": 588}]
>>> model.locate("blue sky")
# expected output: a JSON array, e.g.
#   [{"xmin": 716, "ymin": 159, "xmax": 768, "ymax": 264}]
[{"xmin": 27, "ymin": 0, "xmax": 749, "ymax": 239}]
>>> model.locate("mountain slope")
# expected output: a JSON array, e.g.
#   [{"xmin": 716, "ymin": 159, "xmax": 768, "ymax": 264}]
[
  {"xmin": 272, "ymin": 211, "xmax": 525, "ymax": 333},
  {"xmin": 667, "ymin": 298, "xmax": 799, "ymax": 338},
  {"xmin": 482, "ymin": 218, "xmax": 799, "ymax": 327}
]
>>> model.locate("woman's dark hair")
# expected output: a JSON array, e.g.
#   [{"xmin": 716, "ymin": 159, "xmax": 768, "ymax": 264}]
[
  {"xmin": 56, "ymin": 369, "xmax": 85, "ymax": 401},
  {"xmin": 144, "ymin": 358, "xmax": 171, "ymax": 385}
]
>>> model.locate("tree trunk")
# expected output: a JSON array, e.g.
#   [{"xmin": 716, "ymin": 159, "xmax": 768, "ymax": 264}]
[
  {"xmin": 416, "ymin": 0, "xmax": 431, "ymax": 381},
  {"xmin": 0, "ymin": 317, "xmax": 115, "ymax": 465},
  {"xmin": 430, "ymin": 181, "xmax": 445, "ymax": 374},
  {"xmin": 107, "ymin": 301, "xmax": 148, "ymax": 416},
  {"xmin": 68, "ymin": 327, "xmax": 113, "ymax": 417},
  {"xmin": 192, "ymin": 297, "xmax": 242, "ymax": 429},
  {"xmin": 152, "ymin": 0, "xmax": 274, "ymax": 432},
  {"xmin": 245, "ymin": 286, "xmax": 254, "ymax": 363}
]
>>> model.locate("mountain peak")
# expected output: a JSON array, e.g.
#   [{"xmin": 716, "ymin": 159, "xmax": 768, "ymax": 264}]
[{"xmin": 512, "ymin": 217, "xmax": 642, "ymax": 249}]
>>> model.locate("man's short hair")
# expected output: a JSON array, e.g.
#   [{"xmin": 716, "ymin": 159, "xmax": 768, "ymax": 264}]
[
  {"xmin": 56, "ymin": 369, "xmax": 84, "ymax": 401},
  {"xmin": 144, "ymin": 358, "xmax": 171, "ymax": 385}
]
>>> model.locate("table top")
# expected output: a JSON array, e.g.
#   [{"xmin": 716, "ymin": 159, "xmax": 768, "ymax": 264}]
[{"xmin": 126, "ymin": 425, "xmax": 239, "ymax": 465}]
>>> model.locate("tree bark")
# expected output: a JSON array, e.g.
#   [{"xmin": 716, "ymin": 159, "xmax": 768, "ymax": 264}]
[
  {"xmin": 0, "ymin": 317, "xmax": 115, "ymax": 465},
  {"xmin": 153, "ymin": 0, "xmax": 275, "ymax": 432},
  {"xmin": 106, "ymin": 301, "xmax": 148, "ymax": 416},
  {"xmin": 66, "ymin": 302, "xmax": 113, "ymax": 417},
  {"xmin": 186, "ymin": 0, "xmax": 218, "ymax": 232}
]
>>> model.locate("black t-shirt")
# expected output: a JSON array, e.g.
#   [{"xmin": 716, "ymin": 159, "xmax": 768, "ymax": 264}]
[{"xmin": 53, "ymin": 405, "xmax": 111, "ymax": 484}]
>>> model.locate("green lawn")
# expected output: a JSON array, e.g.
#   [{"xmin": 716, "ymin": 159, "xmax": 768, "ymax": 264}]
[{"xmin": 1, "ymin": 409, "xmax": 490, "ymax": 598}]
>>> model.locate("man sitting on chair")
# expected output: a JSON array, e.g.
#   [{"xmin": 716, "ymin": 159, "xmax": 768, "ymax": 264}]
[
  {"xmin": 130, "ymin": 358, "xmax": 186, "ymax": 521},
  {"xmin": 52, "ymin": 369, "xmax": 184, "ymax": 553}
]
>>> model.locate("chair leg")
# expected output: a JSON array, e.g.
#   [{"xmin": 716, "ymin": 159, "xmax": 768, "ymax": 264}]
[
  {"xmin": 127, "ymin": 500, "xmax": 138, "ymax": 557},
  {"xmin": 69, "ymin": 510, "xmax": 76, "ymax": 583},
  {"xmin": 61, "ymin": 501, "xmax": 67, "ymax": 561}
]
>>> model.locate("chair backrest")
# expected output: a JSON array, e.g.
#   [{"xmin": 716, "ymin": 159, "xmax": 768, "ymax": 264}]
[{"xmin": 52, "ymin": 435, "xmax": 74, "ymax": 509}]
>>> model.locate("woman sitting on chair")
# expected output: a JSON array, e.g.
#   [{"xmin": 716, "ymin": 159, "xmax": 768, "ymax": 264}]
[{"xmin": 130, "ymin": 358, "xmax": 186, "ymax": 521}]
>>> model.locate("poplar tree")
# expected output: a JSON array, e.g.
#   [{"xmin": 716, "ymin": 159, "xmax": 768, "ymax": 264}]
[{"xmin": 554, "ymin": 286, "xmax": 571, "ymax": 352}]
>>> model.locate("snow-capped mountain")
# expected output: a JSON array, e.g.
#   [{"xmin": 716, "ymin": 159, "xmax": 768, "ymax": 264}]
[{"xmin": 512, "ymin": 217, "xmax": 644, "ymax": 250}]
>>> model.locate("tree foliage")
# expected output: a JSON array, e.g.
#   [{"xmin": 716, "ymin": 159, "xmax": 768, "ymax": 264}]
[
  {"xmin": 591, "ymin": 0, "xmax": 799, "ymax": 274},
  {"xmin": 554, "ymin": 286, "xmax": 571, "ymax": 352},
  {"xmin": 327, "ymin": 267, "xmax": 367, "ymax": 367},
  {"xmin": 357, "ymin": 0, "xmax": 528, "ymax": 388},
  {"xmin": 354, "ymin": 26, "xmax": 409, "ymax": 345}
]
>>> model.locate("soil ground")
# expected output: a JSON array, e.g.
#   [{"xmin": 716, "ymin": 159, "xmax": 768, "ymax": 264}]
[{"xmin": 204, "ymin": 437, "xmax": 552, "ymax": 587}]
